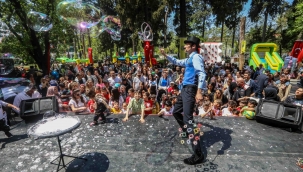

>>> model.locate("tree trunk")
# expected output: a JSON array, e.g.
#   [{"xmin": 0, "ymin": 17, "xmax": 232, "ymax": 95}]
[
  {"xmin": 239, "ymin": 17, "xmax": 246, "ymax": 70},
  {"xmin": 180, "ymin": 0, "xmax": 186, "ymax": 37},
  {"xmin": 202, "ymin": 17, "xmax": 205, "ymax": 38},
  {"xmin": 82, "ymin": 34, "xmax": 86, "ymax": 59},
  {"xmin": 220, "ymin": 20, "xmax": 224, "ymax": 42},
  {"xmin": 262, "ymin": 10, "xmax": 268, "ymax": 42}
]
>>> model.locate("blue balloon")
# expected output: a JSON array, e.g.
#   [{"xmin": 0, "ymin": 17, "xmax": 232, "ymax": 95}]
[{"xmin": 51, "ymin": 70, "xmax": 59, "ymax": 80}]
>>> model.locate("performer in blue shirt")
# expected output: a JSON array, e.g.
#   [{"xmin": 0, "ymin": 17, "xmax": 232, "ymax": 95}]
[{"xmin": 160, "ymin": 36, "xmax": 206, "ymax": 165}]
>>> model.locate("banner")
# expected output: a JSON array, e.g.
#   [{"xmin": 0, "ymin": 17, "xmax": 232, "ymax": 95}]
[
  {"xmin": 241, "ymin": 40, "xmax": 246, "ymax": 54},
  {"xmin": 200, "ymin": 42, "xmax": 223, "ymax": 63}
]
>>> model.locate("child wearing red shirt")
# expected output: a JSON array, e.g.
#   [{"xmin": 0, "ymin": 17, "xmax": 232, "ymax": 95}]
[
  {"xmin": 101, "ymin": 87, "xmax": 110, "ymax": 102},
  {"xmin": 143, "ymin": 92, "xmax": 153, "ymax": 115},
  {"xmin": 87, "ymin": 90, "xmax": 96, "ymax": 113},
  {"xmin": 167, "ymin": 82, "xmax": 175, "ymax": 93},
  {"xmin": 126, "ymin": 88, "xmax": 135, "ymax": 104}
]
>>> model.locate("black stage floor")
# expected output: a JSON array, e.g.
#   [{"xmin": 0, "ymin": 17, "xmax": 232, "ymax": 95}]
[{"xmin": 0, "ymin": 114, "xmax": 302, "ymax": 172}]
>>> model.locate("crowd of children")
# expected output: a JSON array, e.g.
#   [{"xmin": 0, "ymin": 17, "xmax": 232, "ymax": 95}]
[{"xmin": 13, "ymin": 57, "xmax": 303, "ymax": 127}]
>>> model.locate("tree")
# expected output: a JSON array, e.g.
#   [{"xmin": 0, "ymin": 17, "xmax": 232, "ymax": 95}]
[
  {"xmin": 248, "ymin": 0, "xmax": 284, "ymax": 42},
  {"xmin": 190, "ymin": 0, "xmax": 212, "ymax": 38},
  {"xmin": 0, "ymin": 0, "xmax": 76, "ymax": 74}
]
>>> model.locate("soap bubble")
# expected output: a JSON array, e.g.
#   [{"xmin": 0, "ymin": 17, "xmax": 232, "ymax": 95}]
[
  {"xmin": 57, "ymin": 0, "xmax": 102, "ymax": 28},
  {"xmin": 27, "ymin": 11, "xmax": 53, "ymax": 32},
  {"xmin": 89, "ymin": 24, "xmax": 105, "ymax": 37},
  {"xmin": 110, "ymin": 32, "xmax": 121, "ymax": 41},
  {"xmin": 101, "ymin": 16, "xmax": 121, "ymax": 33},
  {"xmin": 100, "ymin": 15, "xmax": 122, "ymax": 41}
]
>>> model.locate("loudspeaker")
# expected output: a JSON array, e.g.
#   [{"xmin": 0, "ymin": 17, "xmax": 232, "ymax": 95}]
[
  {"xmin": 256, "ymin": 99, "xmax": 303, "ymax": 131},
  {"xmin": 20, "ymin": 96, "xmax": 58, "ymax": 118}
]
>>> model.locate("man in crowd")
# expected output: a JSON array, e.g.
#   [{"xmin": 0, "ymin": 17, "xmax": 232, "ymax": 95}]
[
  {"xmin": 243, "ymin": 71, "xmax": 258, "ymax": 96},
  {"xmin": 233, "ymin": 77, "xmax": 252, "ymax": 101},
  {"xmin": 13, "ymin": 83, "xmax": 40, "ymax": 114},
  {"xmin": 108, "ymin": 70, "xmax": 122, "ymax": 87},
  {"xmin": 171, "ymin": 66, "xmax": 181, "ymax": 82},
  {"xmin": 133, "ymin": 71, "xmax": 145, "ymax": 90},
  {"xmin": 255, "ymin": 69, "xmax": 269, "ymax": 98},
  {"xmin": 284, "ymin": 88, "xmax": 303, "ymax": 106}
]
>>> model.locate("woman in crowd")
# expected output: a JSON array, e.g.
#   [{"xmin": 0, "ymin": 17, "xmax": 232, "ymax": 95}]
[
  {"xmin": 47, "ymin": 86, "xmax": 70, "ymax": 111},
  {"xmin": 39, "ymin": 77, "xmax": 49, "ymax": 97},
  {"xmin": 85, "ymin": 79, "xmax": 95, "ymax": 92},
  {"xmin": 158, "ymin": 70, "xmax": 171, "ymax": 90},
  {"xmin": 213, "ymin": 89, "xmax": 228, "ymax": 105},
  {"xmin": 120, "ymin": 85, "xmax": 127, "ymax": 100},
  {"xmin": 224, "ymin": 82, "xmax": 238, "ymax": 100},
  {"xmin": 95, "ymin": 76, "xmax": 106, "ymax": 88},
  {"xmin": 207, "ymin": 82, "xmax": 216, "ymax": 102},
  {"xmin": 86, "ymin": 70, "xmax": 98, "ymax": 85},
  {"xmin": 68, "ymin": 89, "xmax": 88, "ymax": 113}
]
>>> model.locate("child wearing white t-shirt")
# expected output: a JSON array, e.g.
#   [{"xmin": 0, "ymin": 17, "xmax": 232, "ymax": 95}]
[
  {"xmin": 222, "ymin": 100, "xmax": 237, "ymax": 117},
  {"xmin": 158, "ymin": 100, "xmax": 174, "ymax": 116}
]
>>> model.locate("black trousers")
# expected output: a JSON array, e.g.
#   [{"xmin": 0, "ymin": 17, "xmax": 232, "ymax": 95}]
[
  {"xmin": 173, "ymin": 85, "xmax": 202, "ymax": 154},
  {"xmin": 93, "ymin": 112, "xmax": 106, "ymax": 122},
  {"xmin": 0, "ymin": 118, "xmax": 10, "ymax": 133}
]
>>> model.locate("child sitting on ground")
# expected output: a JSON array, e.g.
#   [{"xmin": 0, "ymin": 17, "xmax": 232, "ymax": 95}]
[
  {"xmin": 121, "ymin": 102, "xmax": 128, "ymax": 114},
  {"xmin": 222, "ymin": 100, "xmax": 237, "ymax": 117},
  {"xmin": 171, "ymin": 95, "xmax": 178, "ymax": 107},
  {"xmin": 111, "ymin": 101, "xmax": 122, "ymax": 114},
  {"xmin": 87, "ymin": 90, "xmax": 96, "ymax": 113},
  {"xmin": 199, "ymin": 101, "xmax": 213, "ymax": 119},
  {"xmin": 240, "ymin": 99, "xmax": 258, "ymax": 119},
  {"xmin": 236, "ymin": 100, "xmax": 248, "ymax": 112},
  {"xmin": 123, "ymin": 91, "xmax": 146, "ymax": 123},
  {"xmin": 143, "ymin": 92, "xmax": 153, "ymax": 115},
  {"xmin": 212, "ymin": 99, "xmax": 222, "ymax": 116},
  {"xmin": 158, "ymin": 100, "xmax": 174, "ymax": 116},
  {"xmin": 150, "ymin": 94, "xmax": 160, "ymax": 114},
  {"xmin": 203, "ymin": 94, "xmax": 211, "ymax": 102}
]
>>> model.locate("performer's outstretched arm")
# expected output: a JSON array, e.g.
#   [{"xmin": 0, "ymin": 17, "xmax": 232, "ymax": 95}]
[{"xmin": 160, "ymin": 49, "xmax": 186, "ymax": 67}]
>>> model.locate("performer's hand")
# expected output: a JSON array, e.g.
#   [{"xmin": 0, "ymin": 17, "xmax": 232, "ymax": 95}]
[
  {"xmin": 139, "ymin": 118, "xmax": 145, "ymax": 123},
  {"xmin": 122, "ymin": 117, "xmax": 128, "ymax": 122},
  {"xmin": 160, "ymin": 48, "xmax": 166, "ymax": 57}
]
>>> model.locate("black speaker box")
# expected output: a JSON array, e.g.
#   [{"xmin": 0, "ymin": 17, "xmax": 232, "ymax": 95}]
[
  {"xmin": 256, "ymin": 99, "xmax": 303, "ymax": 131},
  {"xmin": 19, "ymin": 96, "xmax": 58, "ymax": 122}
]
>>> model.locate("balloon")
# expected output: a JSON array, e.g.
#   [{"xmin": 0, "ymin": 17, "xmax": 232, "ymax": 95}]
[
  {"xmin": 27, "ymin": 11, "xmax": 53, "ymax": 32},
  {"xmin": 57, "ymin": 0, "xmax": 102, "ymax": 29},
  {"xmin": 51, "ymin": 70, "xmax": 59, "ymax": 80}
]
